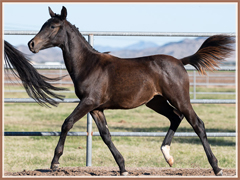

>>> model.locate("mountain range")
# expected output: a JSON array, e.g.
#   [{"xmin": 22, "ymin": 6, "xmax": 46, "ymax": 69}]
[{"xmin": 15, "ymin": 37, "xmax": 235, "ymax": 64}]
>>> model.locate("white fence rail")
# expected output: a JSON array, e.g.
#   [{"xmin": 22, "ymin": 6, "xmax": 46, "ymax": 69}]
[
  {"xmin": 4, "ymin": 30, "xmax": 236, "ymax": 37},
  {"xmin": 4, "ymin": 132, "xmax": 236, "ymax": 137},
  {"xmin": 4, "ymin": 98, "xmax": 236, "ymax": 104}
]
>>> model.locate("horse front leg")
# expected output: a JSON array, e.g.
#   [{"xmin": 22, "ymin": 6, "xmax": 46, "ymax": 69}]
[
  {"xmin": 50, "ymin": 98, "xmax": 97, "ymax": 170},
  {"xmin": 90, "ymin": 110, "xmax": 128, "ymax": 176}
]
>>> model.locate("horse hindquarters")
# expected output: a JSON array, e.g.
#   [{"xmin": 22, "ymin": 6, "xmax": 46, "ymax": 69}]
[{"xmin": 156, "ymin": 58, "xmax": 222, "ymax": 176}]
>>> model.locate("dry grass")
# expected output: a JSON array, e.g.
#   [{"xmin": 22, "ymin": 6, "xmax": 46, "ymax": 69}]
[{"xmin": 4, "ymin": 85, "xmax": 236, "ymax": 172}]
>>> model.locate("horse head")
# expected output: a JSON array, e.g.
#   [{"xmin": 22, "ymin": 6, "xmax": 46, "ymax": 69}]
[{"xmin": 28, "ymin": 6, "xmax": 67, "ymax": 53}]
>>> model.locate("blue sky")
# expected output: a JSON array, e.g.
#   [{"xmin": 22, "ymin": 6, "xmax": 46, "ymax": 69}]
[{"xmin": 3, "ymin": 3, "xmax": 237, "ymax": 48}]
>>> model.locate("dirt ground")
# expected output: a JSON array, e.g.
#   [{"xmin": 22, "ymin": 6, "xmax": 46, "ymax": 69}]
[{"xmin": 4, "ymin": 167, "xmax": 236, "ymax": 177}]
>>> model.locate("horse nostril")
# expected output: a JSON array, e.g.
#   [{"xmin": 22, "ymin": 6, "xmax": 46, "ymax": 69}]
[
  {"xmin": 28, "ymin": 40, "xmax": 37, "ymax": 53},
  {"xmin": 31, "ymin": 41, "xmax": 34, "ymax": 48},
  {"xmin": 28, "ymin": 39, "xmax": 40, "ymax": 53}
]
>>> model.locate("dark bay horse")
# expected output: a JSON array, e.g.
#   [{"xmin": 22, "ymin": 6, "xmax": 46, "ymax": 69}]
[{"xmin": 27, "ymin": 6, "xmax": 234, "ymax": 176}]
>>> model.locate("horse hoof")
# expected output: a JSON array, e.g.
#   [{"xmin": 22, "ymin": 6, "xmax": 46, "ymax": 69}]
[
  {"xmin": 161, "ymin": 145, "xmax": 174, "ymax": 167},
  {"xmin": 167, "ymin": 156, "xmax": 174, "ymax": 167},
  {"xmin": 121, "ymin": 172, "xmax": 128, "ymax": 176},
  {"xmin": 216, "ymin": 169, "xmax": 223, "ymax": 176},
  {"xmin": 51, "ymin": 164, "xmax": 59, "ymax": 171}
]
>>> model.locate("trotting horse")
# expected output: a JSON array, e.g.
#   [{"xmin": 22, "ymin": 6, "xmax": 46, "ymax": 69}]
[{"xmin": 27, "ymin": 6, "xmax": 234, "ymax": 176}]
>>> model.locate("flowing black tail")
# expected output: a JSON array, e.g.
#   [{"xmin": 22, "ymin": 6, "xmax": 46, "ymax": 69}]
[
  {"xmin": 181, "ymin": 35, "xmax": 235, "ymax": 75},
  {"xmin": 4, "ymin": 40, "xmax": 68, "ymax": 107}
]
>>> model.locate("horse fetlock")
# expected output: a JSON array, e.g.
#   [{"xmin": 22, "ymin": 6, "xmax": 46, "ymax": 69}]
[
  {"xmin": 50, "ymin": 163, "xmax": 60, "ymax": 171},
  {"xmin": 213, "ymin": 167, "xmax": 223, "ymax": 176},
  {"xmin": 161, "ymin": 145, "xmax": 174, "ymax": 167},
  {"xmin": 120, "ymin": 171, "xmax": 128, "ymax": 176},
  {"xmin": 216, "ymin": 169, "xmax": 223, "ymax": 176},
  {"xmin": 212, "ymin": 161, "xmax": 222, "ymax": 176}
]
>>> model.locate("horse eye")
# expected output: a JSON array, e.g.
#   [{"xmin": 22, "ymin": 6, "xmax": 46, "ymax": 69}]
[{"xmin": 51, "ymin": 25, "xmax": 55, "ymax": 29}]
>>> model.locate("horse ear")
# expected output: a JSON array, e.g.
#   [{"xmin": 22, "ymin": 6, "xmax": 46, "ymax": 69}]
[
  {"xmin": 49, "ymin": 7, "xmax": 55, "ymax": 17},
  {"xmin": 60, "ymin": 6, "xmax": 67, "ymax": 20}
]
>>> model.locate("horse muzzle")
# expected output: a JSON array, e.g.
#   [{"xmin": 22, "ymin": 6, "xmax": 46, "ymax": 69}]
[{"xmin": 28, "ymin": 38, "xmax": 41, "ymax": 53}]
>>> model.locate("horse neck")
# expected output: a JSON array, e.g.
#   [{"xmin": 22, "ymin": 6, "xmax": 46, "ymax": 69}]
[{"xmin": 60, "ymin": 21, "xmax": 99, "ymax": 80}]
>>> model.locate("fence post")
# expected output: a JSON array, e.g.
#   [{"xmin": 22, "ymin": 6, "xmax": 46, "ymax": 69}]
[
  {"xmin": 86, "ymin": 34, "xmax": 94, "ymax": 166},
  {"xmin": 86, "ymin": 113, "xmax": 92, "ymax": 166}
]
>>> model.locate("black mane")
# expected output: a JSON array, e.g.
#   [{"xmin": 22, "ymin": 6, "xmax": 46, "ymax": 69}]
[
  {"xmin": 53, "ymin": 12, "xmax": 99, "ymax": 53},
  {"xmin": 71, "ymin": 23, "xmax": 99, "ymax": 53}
]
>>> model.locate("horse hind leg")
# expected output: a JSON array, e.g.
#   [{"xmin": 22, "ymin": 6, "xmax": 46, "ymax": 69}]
[
  {"xmin": 189, "ymin": 111, "xmax": 222, "ymax": 176},
  {"xmin": 146, "ymin": 95, "xmax": 184, "ymax": 167},
  {"xmin": 170, "ymin": 98, "xmax": 222, "ymax": 176}
]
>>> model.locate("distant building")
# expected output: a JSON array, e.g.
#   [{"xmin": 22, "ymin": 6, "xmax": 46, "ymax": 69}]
[{"xmin": 44, "ymin": 62, "xmax": 62, "ymax": 65}]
